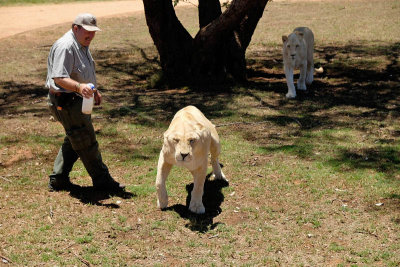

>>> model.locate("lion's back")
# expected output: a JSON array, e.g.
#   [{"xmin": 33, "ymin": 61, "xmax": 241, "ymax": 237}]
[{"xmin": 170, "ymin": 105, "xmax": 215, "ymax": 133}]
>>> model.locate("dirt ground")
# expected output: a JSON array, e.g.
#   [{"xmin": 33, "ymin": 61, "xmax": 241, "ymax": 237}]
[
  {"xmin": 0, "ymin": 0, "xmax": 199, "ymax": 40},
  {"xmin": 0, "ymin": 0, "xmax": 344, "ymax": 40}
]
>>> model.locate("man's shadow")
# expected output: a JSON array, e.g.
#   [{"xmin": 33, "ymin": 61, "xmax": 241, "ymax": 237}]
[
  {"xmin": 65, "ymin": 185, "xmax": 135, "ymax": 208},
  {"xmin": 166, "ymin": 173, "xmax": 229, "ymax": 233}
]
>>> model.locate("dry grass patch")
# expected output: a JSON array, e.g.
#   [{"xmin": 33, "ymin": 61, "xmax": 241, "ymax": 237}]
[{"xmin": 1, "ymin": 0, "xmax": 400, "ymax": 266}]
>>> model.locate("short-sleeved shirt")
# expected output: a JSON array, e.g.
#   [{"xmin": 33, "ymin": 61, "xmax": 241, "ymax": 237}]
[{"xmin": 46, "ymin": 29, "xmax": 96, "ymax": 93}]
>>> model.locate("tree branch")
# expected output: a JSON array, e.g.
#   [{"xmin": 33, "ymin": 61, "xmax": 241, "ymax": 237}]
[
  {"xmin": 194, "ymin": 0, "xmax": 268, "ymax": 48},
  {"xmin": 143, "ymin": 0, "xmax": 194, "ymax": 83}
]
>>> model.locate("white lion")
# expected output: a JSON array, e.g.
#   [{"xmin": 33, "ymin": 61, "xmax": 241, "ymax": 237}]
[
  {"xmin": 282, "ymin": 27, "xmax": 314, "ymax": 99},
  {"xmin": 156, "ymin": 105, "xmax": 227, "ymax": 214}
]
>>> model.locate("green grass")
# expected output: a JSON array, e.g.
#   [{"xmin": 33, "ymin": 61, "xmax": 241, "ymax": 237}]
[{"xmin": 0, "ymin": 0, "xmax": 399, "ymax": 266}]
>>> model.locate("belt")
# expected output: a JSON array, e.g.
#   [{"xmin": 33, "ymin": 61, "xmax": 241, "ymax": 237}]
[{"xmin": 49, "ymin": 90, "xmax": 61, "ymax": 97}]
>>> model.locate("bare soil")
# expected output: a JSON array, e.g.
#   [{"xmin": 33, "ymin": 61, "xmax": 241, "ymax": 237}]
[{"xmin": 0, "ymin": 0, "xmax": 198, "ymax": 39}]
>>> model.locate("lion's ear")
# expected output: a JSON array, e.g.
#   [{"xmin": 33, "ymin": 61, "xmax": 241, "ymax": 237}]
[
  {"xmin": 163, "ymin": 134, "xmax": 168, "ymax": 143},
  {"xmin": 282, "ymin": 35, "xmax": 288, "ymax": 43},
  {"xmin": 295, "ymin": 31, "xmax": 304, "ymax": 38},
  {"xmin": 194, "ymin": 123, "xmax": 205, "ymax": 132},
  {"xmin": 163, "ymin": 130, "xmax": 172, "ymax": 142}
]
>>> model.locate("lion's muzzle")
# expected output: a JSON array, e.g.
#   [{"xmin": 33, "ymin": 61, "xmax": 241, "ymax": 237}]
[{"xmin": 175, "ymin": 151, "xmax": 192, "ymax": 163}]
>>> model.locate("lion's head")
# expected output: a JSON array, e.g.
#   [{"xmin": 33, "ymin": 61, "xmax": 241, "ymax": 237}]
[
  {"xmin": 282, "ymin": 31, "xmax": 305, "ymax": 62},
  {"xmin": 163, "ymin": 120, "xmax": 210, "ymax": 169}
]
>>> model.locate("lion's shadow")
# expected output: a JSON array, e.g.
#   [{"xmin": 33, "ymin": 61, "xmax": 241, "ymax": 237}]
[{"xmin": 166, "ymin": 175, "xmax": 229, "ymax": 233}]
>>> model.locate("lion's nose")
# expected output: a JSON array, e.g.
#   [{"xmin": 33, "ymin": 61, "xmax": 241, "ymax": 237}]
[{"xmin": 181, "ymin": 153, "xmax": 189, "ymax": 160}]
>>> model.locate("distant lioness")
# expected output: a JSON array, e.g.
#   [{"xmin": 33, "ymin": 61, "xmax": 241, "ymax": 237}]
[
  {"xmin": 156, "ymin": 105, "xmax": 227, "ymax": 214},
  {"xmin": 282, "ymin": 27, "xmax": 314, "ymax": 98}
]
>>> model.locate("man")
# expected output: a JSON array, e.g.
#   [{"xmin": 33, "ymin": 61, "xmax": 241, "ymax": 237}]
[{"xmin": 46, "ymin": 13, "xmax": 125, "ymax": 192}]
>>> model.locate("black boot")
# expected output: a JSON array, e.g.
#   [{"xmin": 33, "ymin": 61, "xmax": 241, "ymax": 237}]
[{"xmin": 48, "ymin": 176, "xmax": 74, "ymax": 191}]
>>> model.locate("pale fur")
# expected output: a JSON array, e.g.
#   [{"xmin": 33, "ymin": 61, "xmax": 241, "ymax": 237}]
[
  {"xmin": 156, "ymin": 105, "xmax": 227, "ymax": 214},
  {"xmin": 282, "ymin": 27, "xmax": 314, "ymax": 99}
]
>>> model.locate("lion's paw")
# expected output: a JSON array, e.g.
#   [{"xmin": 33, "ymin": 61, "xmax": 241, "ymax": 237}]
[
  {"xmin": 157, "ymin": 198, "xmax": 168, "ymax": 210},
  {"xmin": 189, "ymin": 201, "xmax": 205, "ymax": 214},
  {"xmin": 286, "ymin": 92, "xmax": 296, "ymax": 99},
  {"xmin": 213, "ymin": 171, "xmax": 228, "ymax": 182},
  {"xmin": 297, "ymin": 83, "xmax": 307, "ymax": 91}
]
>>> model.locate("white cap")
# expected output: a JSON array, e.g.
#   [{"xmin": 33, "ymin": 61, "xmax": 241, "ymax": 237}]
[{"xmin": 73, "ymin": 13, "xmax": 101, "ymax": 32}]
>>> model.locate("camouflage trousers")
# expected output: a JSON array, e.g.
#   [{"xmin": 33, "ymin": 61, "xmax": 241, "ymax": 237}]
[{"xmin": 47, "ymin": 92, "xmax": 112, "ymax": 186}]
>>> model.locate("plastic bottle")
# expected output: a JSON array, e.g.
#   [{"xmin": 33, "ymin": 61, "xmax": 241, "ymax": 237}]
[{"xmin": 81, "ymin": 83, "xmax": 95, "ymax": 114}]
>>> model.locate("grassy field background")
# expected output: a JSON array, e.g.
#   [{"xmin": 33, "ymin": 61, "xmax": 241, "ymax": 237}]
[{"xmin": 0, "ymin": 0, "xmax": 400, "ymax": 266}]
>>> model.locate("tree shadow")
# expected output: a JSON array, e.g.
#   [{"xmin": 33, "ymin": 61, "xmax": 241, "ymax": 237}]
[
  {"xmin": 0, "ymin": 80, "xmax": 49, "ymax": 116},
  {"xmin": 59, "ymin": 184, "xmax": 136, "ymax": 208},
  {"xmin": 166, "ymin": 174, "xmax": 229, "ymax": 233},
  {"xmin": 240, "ymin": 41, "xmax": 400, "ymax": 181},
  {"xmin": 1, "ymin": 40, "xmax": 400, "ymax": 181},
  {"xmin": 326, "ymin": 147, "xmax": 400, "ymax": 178}
]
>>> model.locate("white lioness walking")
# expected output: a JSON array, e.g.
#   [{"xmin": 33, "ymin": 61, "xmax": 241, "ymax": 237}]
[
  {"xmin": 156, "ymin": 105, "xmax": 227, "ymax": 214},
  {"xmin": 282, "ymin": 27, "xmax": 314, "ymax": 98}
]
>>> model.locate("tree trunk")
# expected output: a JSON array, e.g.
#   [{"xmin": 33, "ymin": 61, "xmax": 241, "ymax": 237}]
[
  {"xmin": 143, "ymin": 0, "xmax": 193, "ymax": 84},
  {"xmin": 143, "ymin": 0, "xmax": 269, "ymax": 87},
  {"xmin": 227, "ymin": 1, "xmax": 268, "ymax": 81}
]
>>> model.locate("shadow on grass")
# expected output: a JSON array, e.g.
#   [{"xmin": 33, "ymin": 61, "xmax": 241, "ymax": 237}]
[
  {"xmin": 244, "ymin": 41, "xmax": 400, "ymax": 180},
  {"xmin": 166, "ymin": 176, "xmax": 229, "ymax": 233},
  {"xmin": 0, "ymin": 80, "xmax": 48, "ymax": 116},
  {"xmin": 1, "ymin": 41, "xmax": 400, "ymax": 180},
  {"xmin": 328, "ymin": 147, "xmax": 400, "ymax": 175},
  {"xmin": 61, "ymin": 185, "xmax": 135, "ymax": 207},
  {"xmin": 388, "ymin": 194, "xmax": 400, "ymax": 200}
]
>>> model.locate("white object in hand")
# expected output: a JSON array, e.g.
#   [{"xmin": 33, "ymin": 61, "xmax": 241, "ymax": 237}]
[{"xmin": 82, "ymin": 83, "xmax": 95, "ymax": 114}]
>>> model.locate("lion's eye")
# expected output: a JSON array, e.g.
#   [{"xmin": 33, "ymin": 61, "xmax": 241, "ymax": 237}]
[
  {"xmin": 189, "ymin": 139, "xmax": 195, "ymax": 145},
  {"xmin": 287, "ymin": 45, "xmax": 290, "ymax": 48},
  {"xmin": 295, "ymin": 45, "xmax": 299, "ymax": 48},
  {"xmin": 173, "ymin": 138, "xmax": 179, "ymax": 143}
]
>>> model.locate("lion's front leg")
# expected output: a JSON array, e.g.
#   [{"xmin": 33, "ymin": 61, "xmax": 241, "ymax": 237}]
[
  {"xmin": 210, "ymin": 138, "xmax": 227, "ymax": 182},
  {"xmin": 189, "ymin": 164, "xmax": 208, "ymax": 214},
  {"xmin": 306, "ymin": 58, "xmax": 314, "ymax": 85},
  {"xmin": 306, "ymin": 48, "xmax": 314, "ymax": 85},
  {"xmin": 156, "ymin": 152, "xmax": 173, "ymax": 210},
  {"xmin": 297, "ymin": 63, "xmax": 307, "ymax": 91},
  {"xmin": 284, "ymin": 65, "xmax": 296, "ymax": 98},
  {"xmin": 211, "ymin": 157, "xmax": 227, "ymax": 181}
]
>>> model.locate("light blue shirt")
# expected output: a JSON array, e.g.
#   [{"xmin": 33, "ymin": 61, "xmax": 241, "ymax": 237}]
[{"xmin": 46, "ymin": 30, "xmax": 96, "ymax": 93}]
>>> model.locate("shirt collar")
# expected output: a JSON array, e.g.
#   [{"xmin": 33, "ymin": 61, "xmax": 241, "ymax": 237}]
[{"xmin": 69, "ymin": 29, "xmax": 87, "ymax": 51}]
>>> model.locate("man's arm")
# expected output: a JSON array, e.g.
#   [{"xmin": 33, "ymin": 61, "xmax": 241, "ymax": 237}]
[{"xmin": 53, "ymin": 77, "xmax": 93, "ymax": 99}]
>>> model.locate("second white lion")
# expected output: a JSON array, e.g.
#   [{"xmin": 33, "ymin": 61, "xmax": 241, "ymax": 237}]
[
  {"xmin": 282, "ymin": 27, "xmax": 314, "ymax": 99},
  {"xmin": 156, "ymin": 105, "xmax": 227, "ymax": 214}
]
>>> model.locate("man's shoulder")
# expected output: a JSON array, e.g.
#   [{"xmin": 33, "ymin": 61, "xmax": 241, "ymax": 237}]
[{"xmin": 52, "ymin": 30, "xmax": 76, "ymax": 51}]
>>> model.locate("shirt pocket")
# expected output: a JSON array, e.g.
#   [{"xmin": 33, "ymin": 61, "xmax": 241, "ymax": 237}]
[{"xmin": 74, "ymin": 66, "xmax": 87, "ymax": 82}]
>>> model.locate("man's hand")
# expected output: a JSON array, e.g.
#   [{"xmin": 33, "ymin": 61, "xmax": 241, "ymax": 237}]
[
  {"xmin": 80, "ymin": 83, "xmax": 94, "ymax": 99},
  {"xmin": 94, "ymin": 90, "xmax": 102, "ymax": 105}
]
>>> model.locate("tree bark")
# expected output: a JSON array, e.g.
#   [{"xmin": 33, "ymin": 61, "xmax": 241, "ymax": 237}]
[
  {"xmin": 227, "ymin": 0, "xmax": 268, "ymax": 81},
  {"xmin": 142, "ymin": 0, "xmax": 269, "ymax": 87},
  {"xmin": 143, "ymin": 0, "xmax": 193, "ymax": 84}
]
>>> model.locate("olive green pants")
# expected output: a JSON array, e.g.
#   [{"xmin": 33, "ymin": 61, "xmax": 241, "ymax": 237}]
[{"xmin": 47, "ymin": 93, "xmax": 112, "ymax": 186}]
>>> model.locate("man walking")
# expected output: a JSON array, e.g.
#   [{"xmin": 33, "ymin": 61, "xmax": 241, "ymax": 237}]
[{"xmin": 46, "ymin": 13, "xmax": 125, "ymax": 192}]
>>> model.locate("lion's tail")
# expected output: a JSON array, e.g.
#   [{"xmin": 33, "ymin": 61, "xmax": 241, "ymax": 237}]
[{"xmin": 315, "ymin": 66, "xmax": 324, "ymax": 74}]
